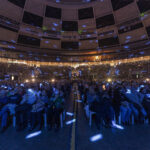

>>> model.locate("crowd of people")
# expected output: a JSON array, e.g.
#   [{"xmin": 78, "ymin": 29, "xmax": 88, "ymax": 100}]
[
  {"xmin": 1, "ymin": 80, "xmax": 150, "ymax": 133},
  {"xmin": 0, "ymin": 81, "xmax": 71, "ymax": 133},
  {"xmin": 78, "ymin": 81, "xmax": 150, "ymax": 130}
]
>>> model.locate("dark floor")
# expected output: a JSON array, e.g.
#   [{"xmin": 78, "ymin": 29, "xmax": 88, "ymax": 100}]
[{"xmin": 0, "ymin": 94, "xmax": 150, "ymax": 150}]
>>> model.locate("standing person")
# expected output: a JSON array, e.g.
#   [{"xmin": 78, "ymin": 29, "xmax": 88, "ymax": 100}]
[
  {"xmin": 143, "ymin": 93, "xmax": 150, "ymax": 124},
  {"xmin": 46, "ymin": 89, "xmax": 64, "ymax": 132},
  {"xmin": 0, "ymin": 90, "xmax": 9, "ymax": 132},
  {"xmin": 29, "ymin": 97, "xmax": 45, "ymax": 131},
  {"xmin": 102, "ymin": 92, "xmax": 115, "ymax": 128},
  {"xmin": 137, "ymin": 88, "xmax": 147, "ymax": 123},
  {"xmin": 126, "ymin": 88, "xmax": 147, "ymax": 123},
  {"xmin": 114, "ymin": 87, "xmax": 132, "ymax": 125},
  {"xmin": 112, "ymin": 86, "xmax": 121, "ymax": 123},
  {"xmin": 15, "ymin": 88, "xmax": 37, "ymax": 131},
  {"xmin": 87, "ymin": 87, "xmax": 97, "ymax": 105},
  {"xmin": 88, "ymin": 88, "xmax": 103, "ymax": 130}
]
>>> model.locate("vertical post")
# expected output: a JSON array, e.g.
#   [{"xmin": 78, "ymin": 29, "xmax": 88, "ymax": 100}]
[{"xmin": 44, "ymin": 113, "xmax": 47, "ymax": 128}]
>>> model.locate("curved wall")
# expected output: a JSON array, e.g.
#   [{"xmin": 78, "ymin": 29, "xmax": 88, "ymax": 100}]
[{"xmin": 0, "ymin": 0, "xmax": 150, "ymax": 60}]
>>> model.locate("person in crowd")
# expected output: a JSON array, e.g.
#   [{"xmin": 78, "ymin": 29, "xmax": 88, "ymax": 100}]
[
  {"xmin": 87, "ymin": 87, "xmax": 99, "ymax": 105},
  {"xmin": 0, "ymin": 89, "xmax": 9, "ymax": 132},
  {"xmin": 88, "ymin": 87, "xmax": 103, "ymax": 129},
  {"xmin": 46, "ymin": 89, "xmax": 64, "ymax": 132},
  {"xmin": 7, "ymin": 87, "xmax": 23, "ymax": 116},
  {"xmin": 15, "ymin": 88, "xmax": 37, "ymax": 131},
  {"xmin": 101, "ymin": 92, "xmax": 115, "ymax": 128},
  {"xmin": 40, "ymin": 90, "xmax": 49, "ymax": 104},
  {"xmin": 119, "ymin": 87, "xmax": 132, "ymax": 125},
  {"xmin": 125, "ymin": 87, "xmax": 147, "ymax": 123},
  {"xmin": 29, "ymin": 95, "xmax": 45, "ymax": 131},
  {"xmin": 112, "ymin": 85, "xmax": 122, "ymax": 123},
  {"xmin": 141, "ymin": 88, "xmax": 150, "ymax": 123}
]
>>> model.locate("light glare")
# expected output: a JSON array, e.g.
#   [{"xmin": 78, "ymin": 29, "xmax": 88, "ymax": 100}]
[
  {"xmin": 90, "ymin": 134, "xmax": 103, "ymax": 142},
  {"xmin": 112, "ymin": 121, "xmax": 124, "ymax": 130},
  {"xmin": 25, "ymin": 131, "xmax": 41, "ymax": 139},
  {"xmin": 66, "ymin": 119, "xmax": 76, "ymax": 125},
  {"xmin": 76, "ymin": 100, "xmax": 82, "ymax": 103},
  {"xmin": 66, "ymin": 112, "xmax": 74, "ymax": 116}
]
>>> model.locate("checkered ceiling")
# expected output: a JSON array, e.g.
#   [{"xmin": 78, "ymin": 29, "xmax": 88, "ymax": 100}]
[{"xmin": 0, "ymin": 0, "xmax": 150, "ymax": 62}]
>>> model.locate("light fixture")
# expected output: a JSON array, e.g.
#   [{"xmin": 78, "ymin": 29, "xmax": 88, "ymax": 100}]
[
  {"xmin": 25, "ymin": 79, "xmax": 29, "ymax": 83},
  {"xmin": 1, "ymin": 55, "xmax": 150, "ymax": 68},
  {"xmin": 11, "ymin": 75, "xmax": 14, "ymax": 81},
  {"xmin": 51, "ymin": 78, "xmax": 55, "ymax": 83},
  {"xmin": 32, "ymin": 78, "xmax": 35, "ymax": 82},
  {"xmin": 107, "ymin": 78, "xmax": 112, "ymax": 82},
  {"xmin": 102, "ymin": 84, "xmax": 106, "ymax": 90},
  {"xmin": 95, "ymin": 56, "xmax": 99, "ymax": 60},
  {"xmin": 145, "ymin": 78, "xmax": 150, "ymax": 82}
]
